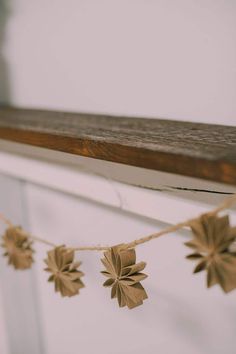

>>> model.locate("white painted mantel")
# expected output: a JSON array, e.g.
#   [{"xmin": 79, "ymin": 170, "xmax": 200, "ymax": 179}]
[{"xmin": 0, "ymin": 140, "xmax": 235, "ymax": 226}]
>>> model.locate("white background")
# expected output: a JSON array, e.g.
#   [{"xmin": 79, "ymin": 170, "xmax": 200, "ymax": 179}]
[
  {"xmin": 0, "ymin": 1, "xmax": 236, "ymax": 354},
  {"xmin": 1, "ymin": 0, "xmax": 236, "ymax": 124}
]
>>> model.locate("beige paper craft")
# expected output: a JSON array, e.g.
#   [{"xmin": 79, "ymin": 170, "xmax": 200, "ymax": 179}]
[
  {"xmin": 185, "ymin": 214, "xmax": 236, "ymax": 293},
  {"xmin": 1, "ymin": 226, "xmax": 34, "ymax": 270},
  {"xmin": 101, "ymin": 244, "xmax": 148, "ymax": 309},
  {"xmin": 44, "ymin": 245, "xmax": 85, "ymax": 297}
]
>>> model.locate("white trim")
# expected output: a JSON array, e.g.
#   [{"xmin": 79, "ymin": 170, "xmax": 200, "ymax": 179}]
[
  {"xmin": 0, "ymin": 288, "xmax": 9, "ymax": 354},
  {"xmin": 0, "ymin": 139, "xmax": 235, "ymax": 194},
  {"xmin": 0, "ymin": 175, "xmax": 44, "ymax": 354},
  {"xmin": 0, "ymin": 150, "xmax": 235, "ymax": 225}
]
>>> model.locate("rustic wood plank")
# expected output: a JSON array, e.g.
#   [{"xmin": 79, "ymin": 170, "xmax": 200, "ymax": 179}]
[{"xmin": 0, "ymin": 106, "xmax": 235, "ymax": 185}]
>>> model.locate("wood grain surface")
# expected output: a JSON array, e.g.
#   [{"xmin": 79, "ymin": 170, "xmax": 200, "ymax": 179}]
[{"xmin": 0, "ymin": 106, "xmax": 235, "ymax": 185}]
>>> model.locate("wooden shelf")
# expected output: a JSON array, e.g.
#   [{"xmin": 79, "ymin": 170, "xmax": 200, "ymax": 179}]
[{"xmin": 0, "ymin": 106, "xmax": 235, "ymax": 186}]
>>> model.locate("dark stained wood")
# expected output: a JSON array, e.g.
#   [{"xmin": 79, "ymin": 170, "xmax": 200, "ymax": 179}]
[{"xmin": 0, "ymin": 106, "xmax": 235, "ymax": 185}]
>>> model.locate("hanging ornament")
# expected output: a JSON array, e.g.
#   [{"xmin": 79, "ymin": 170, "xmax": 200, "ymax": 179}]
[
  {"xmin": 44, "ymin": 245, "xmax": 85, "ymax": 297},
  {"xmin": 1, "ymin": 226, "xmax": 34, "ymax": 270},
  {"xmin": 186, "ymin": 214, "xmax": 236, "ymax": 293},
  {"xmin": 101, "ymin": 244, "xmax": 148, "ymax": 309}
]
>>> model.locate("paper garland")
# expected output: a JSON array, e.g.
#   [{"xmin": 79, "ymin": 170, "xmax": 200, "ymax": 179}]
[
  {"xmin": 185, "ymin": 214, "xmax": 236, "ymax": 293},
  {"xmin": 1, "ymin": 194, "xmax": 236, "ymax": 310},
  {"xmin": 1, "ymin": 226, "xmax": 34, "ymax": 270},
  {"xmin": 101, "ymin": 245, "xmax": 148, "ymax": 309},
  {"xmin": 44, "ymin": 245, "xmax": 85, "ymax": 297}
]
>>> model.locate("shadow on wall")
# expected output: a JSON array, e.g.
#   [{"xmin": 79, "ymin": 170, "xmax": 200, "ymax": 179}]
[{"xmin": 0, "ymin": 0, "xmax": 11, "ymax": 104}]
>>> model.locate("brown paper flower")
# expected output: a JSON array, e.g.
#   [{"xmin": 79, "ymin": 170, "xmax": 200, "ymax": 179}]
[
  {"xmin": 101, "ymin": 244, "xmax": 148, "ymax": 309},
  {"xmin": 1, "ymin": 226, "xmax": 34, "ymax": 270},
  {"xmin": 44, "ymin": 245, "xmax": 85, "ymax": 297},
  {"xmin": 185, "ymin": 214, "xmax": 236, "ymax": 293}
]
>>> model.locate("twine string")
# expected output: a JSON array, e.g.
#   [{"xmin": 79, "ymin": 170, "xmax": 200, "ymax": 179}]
[
  {"xmin": 124, "ymin": 219, "xmax": 194, "ymax": 249},
  {"xmin": 0, "ymin": 213, "xmax": 12, "ymax": 227},
  {"xmin": 29, "ymin": 235, "xmax": 56, "ymax": 248},
  {"xmin": 0, "ymin": 193, "xmax": 235, "ymax": 252},
  {"xmin": 124, "ymin": 194, "xmax": 236, "ymax": 249}
]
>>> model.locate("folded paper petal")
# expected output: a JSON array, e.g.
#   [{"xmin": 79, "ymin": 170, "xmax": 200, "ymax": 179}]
[
  {"xmin": 101, "ymin": 244, "xmax": 148, "ymax": 309},
  {"xmin": 1, "ymin": 226, "xmax": 34, "ymax": 270},
  {"xmin": 44, "ymin": 245, "xmax": 84, "ymax": 297},
  {"xmin": 186, "ymin": 214, "xmax": 236, "ymax": 293}
]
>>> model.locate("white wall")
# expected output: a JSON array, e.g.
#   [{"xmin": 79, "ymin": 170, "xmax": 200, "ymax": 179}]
[
  {"xmin": 0, "ymin": 290, "xmax": 9, "ymax": 354},
  {"xmin": 0, "ymin": 162, "xmax": 235, "ymax": 354},
  {"xmin": 22, "ymin": 182, "xmax": 236, "ymax": 354},
  {"xmin": 1, "ymin": 0, "xmax": 236, "ymax": 125}
]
